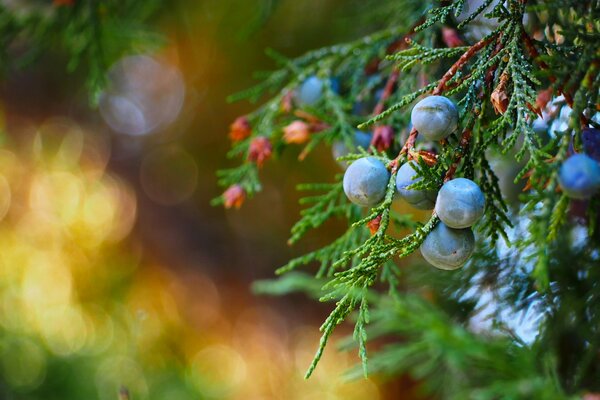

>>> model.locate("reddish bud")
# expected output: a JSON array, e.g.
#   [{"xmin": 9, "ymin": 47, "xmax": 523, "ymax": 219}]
[
  {"xmin": 248, "ymin": 136, "xmax": 272, "ymax": 167},
  {"xmin": 283, "ymin": 121, "xmax": 311, "ymax": 144},
  {"xmin": 229, "ymin": 116, "xmax": 252, "ymax": 143},
  {"xmin": 583, "ymin": 394, "xmax": 600, "ymax": 400},
  {"xmin": 409, "ymin": 149, "xmax": 438, "ymax": 166},
  {"xmin": 442, "ymin": 27, "xmax": 463, "ymax": 48},
  {"xmin": 491, "ymin": 89, "xmax": 509, "ymax": 115},
  {"xmin": 364, "ymin": 58, "xmax": 381, "ymax": 75},
  {"xmin": 367, "ymin": 215, "xmax": 382, "ymax": 235},
  {"xmin": 281, "ymin": 91, "xmax": 294, "ymax": 113},
  {"xmin": 536, "ymin": 87, "xmax": 553, "ymax": 112},
  {"xmin": 491, "ymin": 72, "xmax": 510, "ymax": 115},
  {"xmin": 223, "ymin": 185, "xmax": 246, "ymax": 209},
  {"xmin": 371, "ymin": 125, "xmax": 394, "ymax": 152},
  {"xmin": 54, "ymin": 0, "xmax": 75, "ymax": 5}
]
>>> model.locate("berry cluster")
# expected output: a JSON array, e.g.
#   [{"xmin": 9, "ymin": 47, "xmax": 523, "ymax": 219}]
[{"xmin": 342, "ymin": 96, "xmax": 485, "ymax": 270}]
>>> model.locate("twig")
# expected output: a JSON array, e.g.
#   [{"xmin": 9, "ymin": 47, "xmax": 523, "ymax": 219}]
[
  {"xmin": 444, "ymin": 128, "xmax": 473, "ymax": 182},
  {"xmin": 432, "ymin": 35, "xmax": 495, "ymax": 95},
  {"xmin": 373, "ymin": 68, "xmax": 400, "ymax": 116},
  {"xmin": 522, "ymin": 32, "xmax": 574, "ymax": 106},
  {"xmin": 388, "ymin": 37, "xmax": 495, "ymax": 171}
]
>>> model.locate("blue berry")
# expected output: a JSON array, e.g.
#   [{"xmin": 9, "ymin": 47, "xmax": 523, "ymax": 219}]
[
  {"xmin": 343, "ymin": 157, "xmax": 390, "ymax": 207},
  {"xmin": 352, "ymin": 87, "xmax": 384, "ymax": 116},
  {"xmin": 297, "ymin": 76, "xmax": 323, "ymax": 105},
  {"xmin": 491, "ymin": 160, "xmax": 524, "ymax": 206},
  {"xmin": 558, "ymin": 153, "xmax": 600, "ymax": 199},
  {"xmin": 411, "ymin": 96, "xmax": 458, "ymax": 141},
  {"xmin": 420, "ymin": 222, "xmax": 475, "ymax": 270},
  {"xmin": 330, "ymin": 77, "xmax": 341, "ymax": 94},
  {"xmin": 332, "ymin": 130, "xmax": 372, "ymax": 168},
  {"xmin": 395, "ymin": 161, "xmax": 438, "ymax": 210},
  {"xmin": 297, "ymin": 76, "xmax": 340, "ymax": 106},
  {"xmin": 532, "ymin": 117, "xmax": 549, "ymax": 135},
  {"xmin": 435, "ymin": 178, "xmax": 485, "ymax": 229},
  {"xmin": 582, "ymin": 128, "xmax": 600, "ymax": 162}
]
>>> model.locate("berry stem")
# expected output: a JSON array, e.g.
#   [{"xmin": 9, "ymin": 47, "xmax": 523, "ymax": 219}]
[{"xmin": 444, "ymin": 127, "xmax": 473, "ymax": 182}]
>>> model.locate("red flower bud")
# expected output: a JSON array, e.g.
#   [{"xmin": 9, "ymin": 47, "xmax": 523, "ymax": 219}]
[
  {"xmin": 364, "ymin": 58, "xmax": 381, "ymax": 75},
  {"xmin": 442, "ymin": 27, "xmax": 463, "ymax": 48},
  {"xmin": 229, "ymin": 116, "xmax": 252, "ymax": 143},
  {"xmin": 536, "ymin": 87, "xmax": 553, "ymax": 112},
  {"xmin": 281, "ymin": 91, "xmax": 294, "ymax": 113},
  {"xmin": 371, "ymin": 125, "xmax": 394, "ymax": 152},
  {"xmin": 283, "ymin": 121, "xmax": 311, "ymax": 144},
  {"xmin": 223, "ymin": 185, "xmax": 246, "ymax": 209},
  {"xmin": 248, "ymin": 136, "xmax": 272, "ymax": 167},
  {"xmin": 491, "ymin": 72, "xmax": 510, "ymax": 115},
  {"xmin": 367, "ymin": 215, "xmax": 382, "ymax": 235}
]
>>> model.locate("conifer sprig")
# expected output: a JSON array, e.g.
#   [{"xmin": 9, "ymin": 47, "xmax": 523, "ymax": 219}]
[{"xmin": 220, "ymin": 0, "xmax": 600, "ymax": 383}]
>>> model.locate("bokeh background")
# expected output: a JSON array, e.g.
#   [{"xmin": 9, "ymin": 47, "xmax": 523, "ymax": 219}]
[{"xmin": 0, "ymin": 1, "xmax": 422, "ymax": 399}]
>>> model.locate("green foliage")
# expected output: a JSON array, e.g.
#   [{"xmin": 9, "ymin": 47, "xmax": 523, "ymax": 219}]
[
  {"xmin": 0, "ymin": 0, "xmax": 164, "ymax": 103},
  {"xmin": 347, "ymin": 294, "xmax": 571, "ymax": 400},
  {"xmin": 219, "ymin": 0, "xmax": 600, "ymax": 395}
]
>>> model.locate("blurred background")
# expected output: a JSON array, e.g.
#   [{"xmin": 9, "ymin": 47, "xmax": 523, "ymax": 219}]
[{"xmin": 0, "ymin": 1, "xmax": 422, "ymax": 399}]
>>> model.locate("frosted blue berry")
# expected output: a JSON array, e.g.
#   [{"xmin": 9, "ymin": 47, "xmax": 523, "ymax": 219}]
[
  {"xmin": 411, "ymin": 96, "xmax": 458, "ymax": 141},
  {"xmin": 297, "ymin": 76, "xmax": 324, "ymax": 105},
  {"xmin": 558, "ymin": 154, "xmax": 600, "ymax": 199},
  {"xmin": 343, "ymin": 157, "xmax": 390, "ymax": 207},
  {"xmin": 490, "ymin": 159, "xmax": 524, "ymax": 206},
  {"xmin": 297, "ymin": 76, "xmax": 340, "ymax": 106},
  {"xmin": 420, "ymin": 222, "xmax": 475, "ymax": 270},
  {"xmin": 332, "ymin": 130, "xmax": 372, "ymax": 168},
  {"xmin": 582, "ymin": 128, "xmax": 600, "ymax": 162},
  {"xmin": 395, "ymin": 161, "xmax": 438, "ymax": 210},
  {"xmin": 435, "ymin": 178, "xmax": 485, "ymax": 229}
]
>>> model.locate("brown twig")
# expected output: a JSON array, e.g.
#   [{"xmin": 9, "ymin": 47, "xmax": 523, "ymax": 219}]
[
  {"xmin": 373, "ymin": 68, "xmax": 401, "ymax": 116},
  {"xmin": 388, "ymin": 38, "xmax": 495, "ymax": 171},
  {"xmin": 444, "ymin": 128, "xmax": 473, "ymax": 182},
  {"xmin": 408, "ymin": 149, "xmax": 438, "ymax": 166},
  {"xmin": 432, "ymin": 35, "xmax": 495, "ymax": 96},
  {"xmin": 385, "ymin": 33, "xmax": 496, "ymax": 178}
]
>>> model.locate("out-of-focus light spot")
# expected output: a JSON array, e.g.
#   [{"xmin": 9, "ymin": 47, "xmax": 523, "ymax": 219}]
[
  {"xmin": 232, "ymin": 306, "xmax": 289, "ymax": 364},
  {"xmin": 0, "ymin": 120, "xmax": 381, "ymax": 399},
  {"xmin": 1, "ymin": 337, "xmax": 46, "ymax": 390},
  {"xmin": 82, "ymin": 306, "xmax": 115, "ymax": 355},
  {"xmin": 190, "ymin": 344, "xmax": 247, "ymax": 398},
  {"xmin": 292, "ymin": 326, "xmax": 322, "ymax": 373},
  {"xmin": 175, "ymin": 272, "xmax": 221, "ymax": 329},
  {"xmin": 106, "ymin": 180, "xmax": 137, "ymax": 243},
  {"xmin": 96, "ymin": 356, "xmax": 148, "ymax": 400},
  {"xmin": 140, "ymin": 146, "xmax": 198, "ymax": 205},
  {"xmin": 332, "ymin": 376, "xmax": 380, "ymax": 400},
  {"xmin": 99, "ymin": 55, "xmax": 185, "ymax": 136},
  {"xmin": 38, "ymin": 306, "xmax": 88, "ymax": 356},
  {"xmin": 37, "ymin": 118, "xmax": 85, "ymax": 163},
  {"xmin": 21, "ymin": 257, "xmax": 72, "ymax": 311},
  {"xmin": 29, "ymin": 171, "xmax": 84, "ymax": 225},
  {"xmin": 0, "ymin": 175, "xmax": 12, "ymax": 222},
  {"xmin": 0, "ymin": 150, "xmax": 19, "ymax": 180}
]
